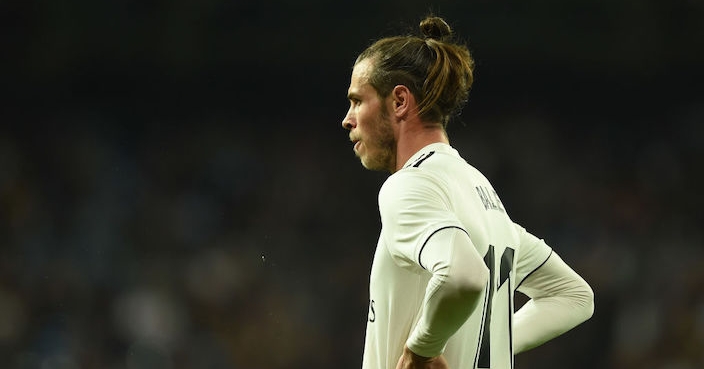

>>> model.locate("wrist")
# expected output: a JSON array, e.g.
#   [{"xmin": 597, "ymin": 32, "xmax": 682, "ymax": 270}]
[{"xmin": 404, "ymin": 346, "xmax": 434, "ymax": 362}]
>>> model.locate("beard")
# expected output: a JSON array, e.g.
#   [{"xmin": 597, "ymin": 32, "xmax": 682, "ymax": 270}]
[{"xmin": 358, "ymin": 108, "xmax": 397, "ymax": 172}]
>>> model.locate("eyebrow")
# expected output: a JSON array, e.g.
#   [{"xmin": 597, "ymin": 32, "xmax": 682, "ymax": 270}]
[{"xmin": 347, "ymin": 92, "xmax": 361, "ymax": 100}]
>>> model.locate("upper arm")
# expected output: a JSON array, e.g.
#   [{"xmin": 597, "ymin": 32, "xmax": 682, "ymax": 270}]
[
  {"xmin": 418, "ymin": 226, "xmax": 489, "ymax": 292},
  {"xmin": 517, "ymin": 252, "xmax": 594, "ymax": 303},
  {"xmin": 513, "ymin": 225, "xmax": 593, "ymax": 306},
  {"xmin": 513, "ymin": 223, "xmax": 553, "ymax": 290},
  {"xmin": 379, "ymin": 170, "xmax": 464, "ymax": 272}
]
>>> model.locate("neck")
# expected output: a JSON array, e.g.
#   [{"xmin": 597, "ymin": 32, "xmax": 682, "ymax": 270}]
[{"xmin": 393, "ymin": 123, "xmax": 448, "ymax": 172}]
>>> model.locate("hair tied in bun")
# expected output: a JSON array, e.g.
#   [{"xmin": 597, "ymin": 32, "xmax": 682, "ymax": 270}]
[{"xmin": 419, "ymin": 16, "xmax": 452, "ymax": 40}]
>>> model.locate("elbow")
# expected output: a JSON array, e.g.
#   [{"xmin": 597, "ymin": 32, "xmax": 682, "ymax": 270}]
[
  {"xmin": 455, "ymin": 264, "xmax": 490, "ymax": 296},
  {"xmin": 433, "ymin": 263, "xmax": 488, "ymax": 301},
  {"xmin": 571, "ymin": 280, "xmax": 595, "ymax": 323},
  {"xmin": 582, "ymin": 283, "xmax": 595, "ymax": 321}
]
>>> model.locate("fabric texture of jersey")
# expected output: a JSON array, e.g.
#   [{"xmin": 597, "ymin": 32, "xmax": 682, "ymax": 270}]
[{"xmin": 361, "ymin": 143, "xmax": 553, "ymax": 369}]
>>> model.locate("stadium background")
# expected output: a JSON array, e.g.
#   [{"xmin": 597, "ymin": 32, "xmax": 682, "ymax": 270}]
[{"xmin": 2, "ymin": 0, "xmax": 703, "ymax": 368}]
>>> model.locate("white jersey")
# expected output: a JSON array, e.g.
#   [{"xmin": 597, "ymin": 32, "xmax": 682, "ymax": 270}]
[{"xmin": 362, "ymin": 143, "xmax": 552, "ymax": 369}]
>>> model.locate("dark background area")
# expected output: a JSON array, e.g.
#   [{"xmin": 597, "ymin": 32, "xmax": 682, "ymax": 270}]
[{"xmin": 1, "ymin": 0, "xmax": 703, "ymax": 368}]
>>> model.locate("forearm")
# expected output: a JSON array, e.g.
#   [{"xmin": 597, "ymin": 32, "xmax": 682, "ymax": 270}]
[{"xmin": 406, "ymin": 228, "xmax": 489, "ymax": 357}]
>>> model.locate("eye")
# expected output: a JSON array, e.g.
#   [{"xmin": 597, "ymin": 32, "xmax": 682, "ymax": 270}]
[{"xmin": 347, "ymin": 94, "xmax": 362, "ymax": 108}]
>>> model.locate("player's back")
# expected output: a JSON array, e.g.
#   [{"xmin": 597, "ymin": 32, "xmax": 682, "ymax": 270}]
[{"xmin": 405, "ymin": 142, "xmax": 524, "ymax": 369}]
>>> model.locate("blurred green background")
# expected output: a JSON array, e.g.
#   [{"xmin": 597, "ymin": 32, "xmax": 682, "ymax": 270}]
[{"xmin": 2, "ymin": 0, "xmax": 703, "ymax": 368}]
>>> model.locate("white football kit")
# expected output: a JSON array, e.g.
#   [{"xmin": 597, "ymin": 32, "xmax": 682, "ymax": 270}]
[{"xmin": 361, "ymin": 143, "xmax": 593, "ymax": 369}]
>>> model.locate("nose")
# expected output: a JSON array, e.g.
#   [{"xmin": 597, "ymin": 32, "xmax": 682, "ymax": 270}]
[{"xmin": 342, "ymin": 109, "xmax": 354, "ymax": 130}]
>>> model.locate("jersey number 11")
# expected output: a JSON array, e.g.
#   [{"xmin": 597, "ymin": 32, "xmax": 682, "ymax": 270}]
[{"xmin": 478, "ymin": 245, "xmax": 515, "ymax": 368}]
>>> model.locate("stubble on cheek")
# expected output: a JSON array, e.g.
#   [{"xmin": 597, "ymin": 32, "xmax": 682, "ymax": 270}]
[{"xmin": 363, "ymin": 120, "xmax": 396, "ymax": 172}]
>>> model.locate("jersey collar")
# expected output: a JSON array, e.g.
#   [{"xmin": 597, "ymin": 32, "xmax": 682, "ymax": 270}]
[{"xmin": 402, "ymin": 142, "xmax": 459, "ymax": 169}]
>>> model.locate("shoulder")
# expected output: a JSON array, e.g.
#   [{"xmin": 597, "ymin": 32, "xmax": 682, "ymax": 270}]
[
  {"xmin": 380, "ymin": 169, "xmax": 444, "ymax": 202},
  {"xmin": 378, "ymin": 168, "xmax": 451, "ymax": 221},
  {"xmin": 379, "ymin": 143, "xmax": 473, "ymax": 211}
]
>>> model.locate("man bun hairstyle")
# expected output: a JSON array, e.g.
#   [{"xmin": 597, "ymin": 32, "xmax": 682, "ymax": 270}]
[
  {"xmin": 419, "ymin": 16, "xmax": 452, "ymax": 41},
  {"xmin": 355, "ymin": 15, "xmax": 475, "ymax": 128}
]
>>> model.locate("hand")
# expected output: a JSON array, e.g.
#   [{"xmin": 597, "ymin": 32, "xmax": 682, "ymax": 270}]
[{"xmin": 395, "ymin": 346, "xmax": 449, "ymax": 369}]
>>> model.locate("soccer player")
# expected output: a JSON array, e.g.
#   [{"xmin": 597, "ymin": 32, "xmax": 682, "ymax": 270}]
[{"xmin": 341, "ymin": 16, "xmax": 595, "ymax": 369}]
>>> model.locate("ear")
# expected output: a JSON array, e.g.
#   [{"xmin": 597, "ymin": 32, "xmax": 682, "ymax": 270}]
[{"xmin": 390, "ymin": 85, "xmax": 414, "ymax": 119}]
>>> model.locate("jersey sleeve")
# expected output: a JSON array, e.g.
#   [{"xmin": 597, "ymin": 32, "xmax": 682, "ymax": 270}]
[
  {"xmin": 513, "ymin": 252, "xmax": 595, "ymax": 353},
  {"xmin": 406, "ymin": 227, "xmax": 489, "ymax": 357},
  {"xmin": 513, "ymin": 223, "xmax": 553, "ymax": 290},
  {"xmin": 378, "ymin": 170, "xmax": 465, "ymax": 273}
]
